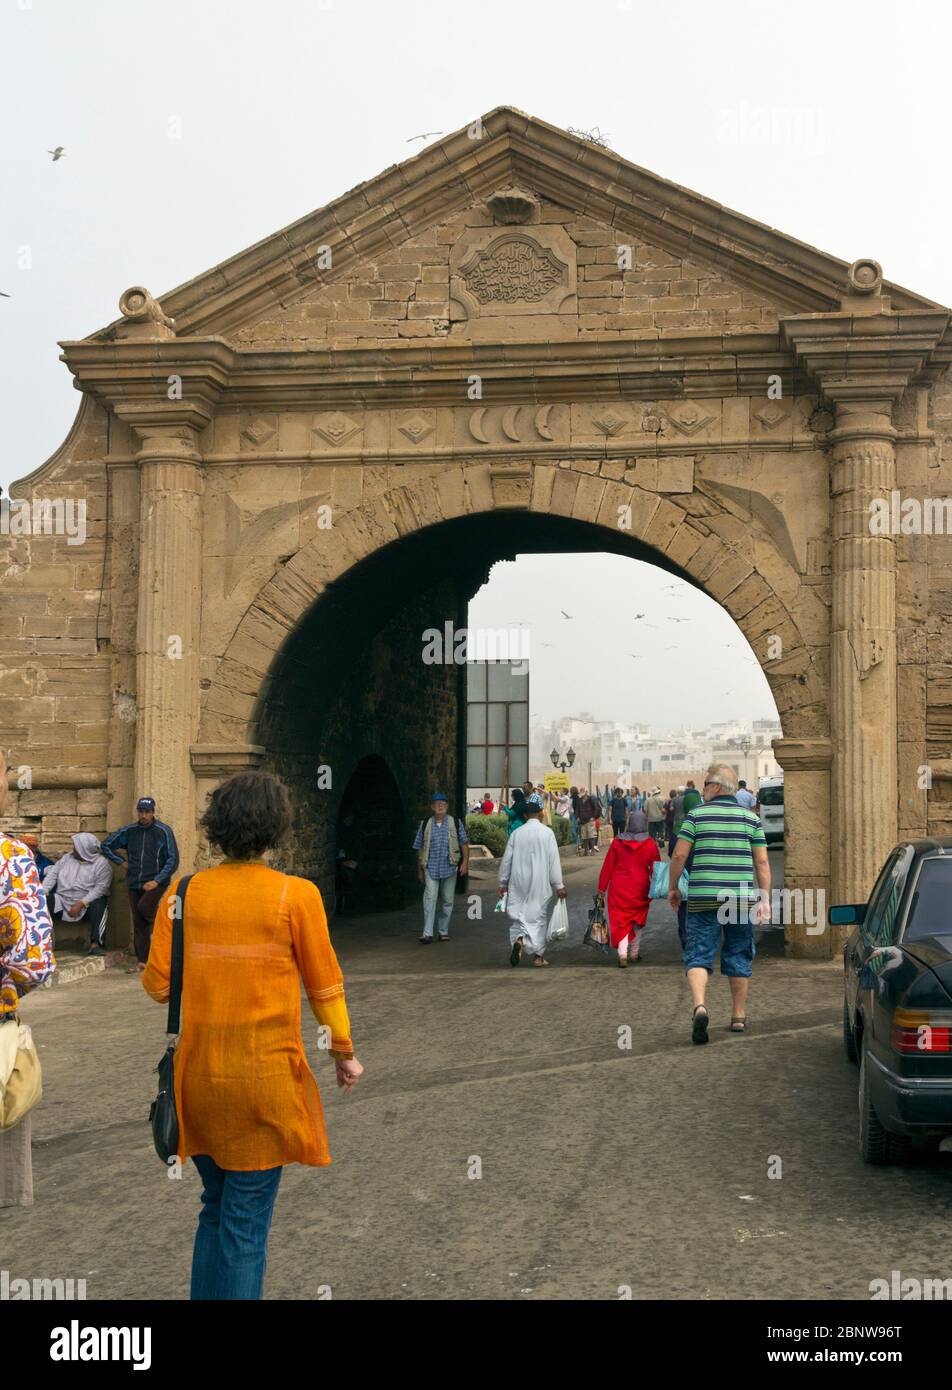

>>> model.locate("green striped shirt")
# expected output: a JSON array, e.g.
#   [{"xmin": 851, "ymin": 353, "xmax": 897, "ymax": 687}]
[{"xmin": 677, "ymin": 795, "xmax": 766, "ymax": 914}]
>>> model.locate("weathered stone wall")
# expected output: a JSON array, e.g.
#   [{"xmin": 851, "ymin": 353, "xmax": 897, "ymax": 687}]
[
  {"xmin": 260, "ymin": 578, "xmax": 463, "ymax": 903},
  {"xmin": 231, "ymin": 199, "xmax": 784, "ymax": 350},
  {"xmin": 0, "ymin": 399, "xmax": 111, "ymax": 857}
]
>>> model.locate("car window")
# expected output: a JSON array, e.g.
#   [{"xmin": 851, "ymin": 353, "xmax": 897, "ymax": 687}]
[
  {"xmin": 904, "ymin": 857, "xmax": 952, "ymax": 940},
  {"xmin": 758, "ymin": 785, "xmax": 783, "ymax": 806},
  {"xmin": 864, "ymin": 848, "xmax": 914, "ymax": 946}
]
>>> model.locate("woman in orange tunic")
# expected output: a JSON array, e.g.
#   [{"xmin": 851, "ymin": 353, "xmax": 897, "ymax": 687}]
[{"xmin": 143, "ymin": 770, "xmax": 363, "ymax": 1300}]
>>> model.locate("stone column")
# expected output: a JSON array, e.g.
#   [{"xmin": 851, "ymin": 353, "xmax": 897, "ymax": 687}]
[
  {"xmin": 772, "ymin": 737, "xmax": 832, "ymax": 957},
  {"xmin": 828, "ymin": 400, "xmax": 898, "ymax": 909},
  {"xmin": 132, "ymin": 428, "xmax": 204, "ymax": 872}
]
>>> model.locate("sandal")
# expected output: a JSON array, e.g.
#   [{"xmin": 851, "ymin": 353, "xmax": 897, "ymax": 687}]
[
  {"xmin": 509, "ymin": 937, "xmax": 523, "ymax": 967},
  {"xmin": 532, "ymin": 956, "xmax": 550, "ymax": 968},
  {"xmin": 730, "ymin": 1016, "xmax": 748, "ymax": 1033},
  {"xmin": 691, "ymin": 1005, "xmax": 710, "ymax": 1045}
]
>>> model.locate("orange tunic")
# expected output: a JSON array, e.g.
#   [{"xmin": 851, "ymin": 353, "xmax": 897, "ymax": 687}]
[{"xmin": 142, "ymin": 863, "xmax": 353, "ymax": 1172}]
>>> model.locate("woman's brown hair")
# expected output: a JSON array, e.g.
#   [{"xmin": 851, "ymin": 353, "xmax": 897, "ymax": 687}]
[{"xmin": 201, "ymin": 770, "xmax": 292, "ymax": 860}]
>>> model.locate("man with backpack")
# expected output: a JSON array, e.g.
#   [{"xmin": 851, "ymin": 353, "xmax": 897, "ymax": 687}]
[{"xmin": 411, "ymin": 792, "xmax": 470, "ymax": 942}]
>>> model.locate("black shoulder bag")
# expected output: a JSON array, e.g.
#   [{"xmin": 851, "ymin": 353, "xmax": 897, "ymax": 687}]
[{"xmin": 149, "ymin": 874, "xmax": 193, "ymax": 1163}]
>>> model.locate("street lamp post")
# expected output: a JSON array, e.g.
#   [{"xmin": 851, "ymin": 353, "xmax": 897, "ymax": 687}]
[{"xmin": 550, "ymin": 746, "xmax": 576, "ymax": 775}]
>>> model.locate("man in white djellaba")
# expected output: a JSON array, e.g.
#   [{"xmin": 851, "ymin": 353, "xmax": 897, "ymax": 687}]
[{"xmin": 498, "ymin": 794, "xmax": 566, "ymax": 968}]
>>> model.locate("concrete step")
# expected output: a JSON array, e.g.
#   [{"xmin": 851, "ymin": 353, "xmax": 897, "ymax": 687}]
[{"xmin": 44, "ymin": 948, "xmax": 136, "ymax": 987}]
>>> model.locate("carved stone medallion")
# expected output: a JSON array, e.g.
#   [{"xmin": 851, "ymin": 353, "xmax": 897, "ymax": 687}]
[
  {"xmin": 460, "ymin": 234, "xmax": 565, "ymax": 305},
  {"xmin": 450, "ymin": 225, "xmax": 577, "ymax": 319}
]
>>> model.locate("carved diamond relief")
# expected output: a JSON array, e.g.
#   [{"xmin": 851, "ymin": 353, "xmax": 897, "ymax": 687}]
[
  {"xmin": 752, "ymin": 403, "xmax": 788, "ymax": 431},
  {"xmin": 592, "ymin": 409, "xmax": 628, "ymax": 438},
  {"xmin": 397, "ymin": 412, "xmax": 435, "ymax": 445},
  {"xmin": 240, "ymin": 415, "xmax": 277, "ymax": 449},
  {"xmin": 312, "ymin": 411, "xmax": 361, "ymax": 447},
  {"xmin": 662, "ymin": 403, "xmax": 715, "ymax": 436}
]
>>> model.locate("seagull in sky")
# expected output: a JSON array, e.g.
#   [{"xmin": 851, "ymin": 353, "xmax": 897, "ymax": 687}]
[
  {"xmin": 668, "ymin": 617, "xmax": 690, "ymax": 623},
  {"xmin": 0, "ymin": 291, "xmax": 9, "ymax": 298},
  {"xmin": 560, "ymin": 610, "xmax": 573, "ymax": 619},
  {"xmin": 48, "ymin": 146, "xmax": 65, "ymax": 161},
  {"xmin": 632, "ymin": 612, "xmax": 645, "ymax": 620},
  {"xmin": 628, "ymin": 654, "xmax": 643, "ymax": 659},
  {"xmin": 407, "ymin": 131, "xmax": 442, "ymax": 143}
]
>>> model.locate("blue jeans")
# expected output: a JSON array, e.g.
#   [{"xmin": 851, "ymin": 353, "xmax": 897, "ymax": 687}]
[
  {"xmin": 190, "ymin": 1155, "xmax": 283, "ymax": 1300},
  {"xmin": 422, "ymin": 870, "xmax": 457, "ymax": 937}
]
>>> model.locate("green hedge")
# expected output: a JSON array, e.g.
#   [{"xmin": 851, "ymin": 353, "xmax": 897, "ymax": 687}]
[
  {"xmin": 551, "ymin": 813, "xmax": 572, "ymax": 847},
  {"xmin": 465, "ymin": 811, "xmax": 573, "ymax": 857},
  {"xmin": 465, "ymin": 813, "xmax": 508, "ymax": 858}
]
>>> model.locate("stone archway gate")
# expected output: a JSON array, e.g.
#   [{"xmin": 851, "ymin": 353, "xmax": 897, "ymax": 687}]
[{"xmin": 8, "ymin": 107, "xmax": 952, "ymax": 958}]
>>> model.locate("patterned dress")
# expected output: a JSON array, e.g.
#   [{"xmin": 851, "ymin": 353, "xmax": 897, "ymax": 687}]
[{"xmin": 0, "ymin": 836, "xmax": 56, "ymax": 1015}]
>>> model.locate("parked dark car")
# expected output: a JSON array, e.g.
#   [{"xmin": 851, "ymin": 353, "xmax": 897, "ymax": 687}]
[{"xmin": 832, "ymin": 840, "xmax": 952, "ymax": 1164}]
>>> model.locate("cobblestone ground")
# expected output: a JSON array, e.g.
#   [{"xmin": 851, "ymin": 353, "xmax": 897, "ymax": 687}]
[{"xmin": 5, "ymin": 848, "xmax": 951, "ymax": 1300}]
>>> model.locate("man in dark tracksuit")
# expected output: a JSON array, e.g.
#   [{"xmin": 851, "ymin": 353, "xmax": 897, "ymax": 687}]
[{"xmin": 100, "ymin": 797, "xmax": 179, "ymax": 969}]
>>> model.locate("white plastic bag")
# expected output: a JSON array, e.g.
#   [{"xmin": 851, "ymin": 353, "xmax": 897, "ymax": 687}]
[
  {"xmin": 547, "ymin": 897, "xmax": 569, "ymax": 942},
  {"xmin": 494, "ymin": 893, "xmax": 508, "ymax": 913}
]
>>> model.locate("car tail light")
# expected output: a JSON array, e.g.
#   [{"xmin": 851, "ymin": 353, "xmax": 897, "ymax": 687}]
[{"xmin": 891, "ymin": 1009, "xmax": 952, "ymax": 1054}]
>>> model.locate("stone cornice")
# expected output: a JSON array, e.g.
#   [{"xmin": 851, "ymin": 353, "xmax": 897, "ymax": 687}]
[
  {"xmin": 63, "ymin": 330, "xmax": 819, "ymax": 412},
  {"xmin": 780, "ymin": 308, "xmax": 951, "ymax": 405}
]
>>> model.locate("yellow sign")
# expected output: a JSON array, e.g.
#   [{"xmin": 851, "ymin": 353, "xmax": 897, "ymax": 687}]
[{"xmin": 544, "ymin": 772, "xmax": 570, "ymax": 792}]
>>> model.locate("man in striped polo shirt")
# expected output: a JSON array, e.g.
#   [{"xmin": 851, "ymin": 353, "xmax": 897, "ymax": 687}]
[{"xmin": 668, "ymin": 763, "xmax": 770, "ymax": 1045}]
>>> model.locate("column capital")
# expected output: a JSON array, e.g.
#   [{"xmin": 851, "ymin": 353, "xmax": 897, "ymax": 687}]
[
  {"xmin": 780, "ymin": 293, "xmax": 949, "ymax": 412},
  {"xmin": 190, "ymin": 744, "xmax": 266, "ymax": 779},
  {"xmin": 772, "ymin": 737, "xmax": 833, "ymax": 772},
  {"xmin": 58, "ymin": 335, "xmax": 234, "ymax": 441}
]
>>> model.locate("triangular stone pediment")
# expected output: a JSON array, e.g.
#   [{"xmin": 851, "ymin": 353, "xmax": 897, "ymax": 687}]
[{"xmin": 93, "ymin": 106, "xmax": 944, "ymax": 345}]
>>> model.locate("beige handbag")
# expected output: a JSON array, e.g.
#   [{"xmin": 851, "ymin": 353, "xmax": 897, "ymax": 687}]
[{"xmin": 0, "ymin": 1018, "xmax": 42, "ymax": 1131}]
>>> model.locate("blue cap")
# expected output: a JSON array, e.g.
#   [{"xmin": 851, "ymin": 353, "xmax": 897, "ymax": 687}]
[
  {"xmin": 431, "ymin": 792, "xmax": 449, "ymax": 803},
  {"xmin": 526, "ymin": 792, "xmax": 544, "ymax": 808},
  {"xmin": 137, "ymin": 797, "xmax": 156, "ymax": 811}
]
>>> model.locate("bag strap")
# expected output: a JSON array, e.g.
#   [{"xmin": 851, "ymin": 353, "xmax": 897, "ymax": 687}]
[{"xmin": 166, "ymin": 874, "xmax": 194, "ymax": 1036}]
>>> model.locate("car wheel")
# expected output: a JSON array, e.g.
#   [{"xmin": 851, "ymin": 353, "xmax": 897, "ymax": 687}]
[
  {"xmin": 859, "ymin": 1044, "xmax": 911, "ymax": 1165},
  {"xmin": 843, "ymin": 995, "xmax": 858, "ymax": 1063}
]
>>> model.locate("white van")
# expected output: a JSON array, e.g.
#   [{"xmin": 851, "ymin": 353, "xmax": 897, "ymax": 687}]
[{"xmin": 757, "ymin": 776, "xmax": 784, "ymax": 844}]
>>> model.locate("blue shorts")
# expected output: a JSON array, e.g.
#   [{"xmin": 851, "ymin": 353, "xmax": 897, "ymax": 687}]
[{"xmin": 683, "ymin": 909, "xmax": 755, "ymax": 978}]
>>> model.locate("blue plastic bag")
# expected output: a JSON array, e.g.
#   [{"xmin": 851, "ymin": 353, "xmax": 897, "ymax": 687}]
[{"xmin": 649, "ymin": 861, "xmax": 689, "ymax": 900}]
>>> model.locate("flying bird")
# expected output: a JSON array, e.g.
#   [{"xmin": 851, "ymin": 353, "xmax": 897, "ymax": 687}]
[
  {"xmin": 632, "ymin": 613, "xmax": 645, "ymax": 620},
  {"xmin": 627, "ymin": 654, "xmax": 643, "ymax": 659},
  {"xmin": 406, "ymin": 131, "xmax": 442, "ymax": 143},
  {"xmin": 48, "ymin": 146, "xmax": 65, "ymax": 161},
  {"xmin": 560, "ymin": 610, "xmax": 573, "ymax": 619},
  {"xmin": 668, "ymin": 617, "xmax": 690, "ymax": 623},
  {"xmin": 0, "ymin": 291, "xmax": 9, "ymax": 299}
]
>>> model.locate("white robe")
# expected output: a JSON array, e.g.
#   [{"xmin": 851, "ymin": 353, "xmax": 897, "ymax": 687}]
[{"xmin": 498, "ymin": 818, "xmax": 564, "ymax": 955}]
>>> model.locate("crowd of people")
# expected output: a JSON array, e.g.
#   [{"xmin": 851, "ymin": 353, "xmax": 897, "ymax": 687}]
[{"xmin": 415, "ymin": 767, "xmax": 771, "ymax": 1036}]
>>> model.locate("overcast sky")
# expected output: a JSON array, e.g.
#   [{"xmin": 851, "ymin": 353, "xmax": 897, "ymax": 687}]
[
  {"xmin": 3, "ymin": 0, "xmax": 947, "ymax": 728},
  {"xmin": 468, "ymin": 553, "xmax": 773, "ymax": 728}
]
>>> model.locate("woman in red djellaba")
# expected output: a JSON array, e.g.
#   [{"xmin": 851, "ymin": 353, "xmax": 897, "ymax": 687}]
[{"xmin": 596, "ymin": 809, "xmax": 659, "ymax": 968}]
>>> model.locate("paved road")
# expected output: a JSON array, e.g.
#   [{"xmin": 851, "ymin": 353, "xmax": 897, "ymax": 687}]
[{"xmin": 6, "ymin": 848, "xmax": 951, "ymax": 1300}]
